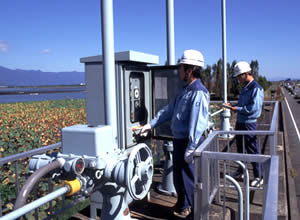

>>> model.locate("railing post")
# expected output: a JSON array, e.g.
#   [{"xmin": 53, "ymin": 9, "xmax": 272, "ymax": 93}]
[
  {"xmin": 262, "ymin": 158, "xmax": 270, "ymax": 217},
  {"xmin": 263, "ymin": 156, "xmax": 279, "ymax": 219},
  {"xmin": 14, "ymin": 161, "xmax": 20, "ymax": 196},
  {"xmin": 200, "ymin": 153, "xmax": 209, "ymax": 220},
  {"xmin": 48, "ymin": 178, "xmax": 53, "ymax": 215},
  {"xmin": 270, "ymin": 134, "xmax": 276, "ymax": 155},
  {"xmin": 0, "ymin": 190, "xmax": 2, "ymax": 217},
  {"xmin": 194, "ymin": 157, "xmax": 202, "ymax": 220},
  {"xmin": 270, "ymin": 101, "xmax": 278, "ymax": 155},
  {"xmin": 215, "ymin": 138, "xmax": 221, "ymax": 203},
  {"xmin": 34, "ymin": 186, "xmax": 38, "ymax": 220}
]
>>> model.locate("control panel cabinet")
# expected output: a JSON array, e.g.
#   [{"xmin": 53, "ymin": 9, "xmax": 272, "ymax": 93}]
[
  {"xmin": 150, "ymin": 65, "xmax": 183, "ymax": 139},
  {"xmin": 122, "ymin": 65, "xmax": 151, "ymax": 148},
  {"xmin": 81, "ymin": 51, "xmax": 181, "ymax": 150}
]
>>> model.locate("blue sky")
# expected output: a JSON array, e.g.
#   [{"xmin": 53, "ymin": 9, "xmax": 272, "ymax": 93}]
[{"xmin": 0, "ymin": 0, "xmax": 299, "ymax": 80}]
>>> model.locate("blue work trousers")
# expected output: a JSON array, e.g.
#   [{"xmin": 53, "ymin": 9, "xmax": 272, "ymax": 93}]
[
  {"xmin": 173, "ymin": 137, "xmax": 204, "ymax": 211},
  {"xmin": 235, "ymin": 122, "xmax": 263, "ymax": 177}
]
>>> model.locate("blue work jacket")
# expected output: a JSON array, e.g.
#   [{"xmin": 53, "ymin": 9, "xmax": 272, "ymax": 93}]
[
  {"xmin": 150, "ymin": 79, "xmax": 210, "ymax": 152},
  {"xmin": 236, "ymin": 80, "xmax": 264, "ymax": 123}
]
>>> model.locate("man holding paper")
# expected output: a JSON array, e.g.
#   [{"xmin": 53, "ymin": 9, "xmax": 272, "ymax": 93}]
[{"xmin": 225, "ymin": 61, "xmax": 264, "ymax": 187}]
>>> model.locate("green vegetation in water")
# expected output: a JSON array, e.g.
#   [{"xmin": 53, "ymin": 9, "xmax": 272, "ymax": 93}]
[{"xmin": 0, "ymin": 99, "xmax": 87, "ymax": 218}]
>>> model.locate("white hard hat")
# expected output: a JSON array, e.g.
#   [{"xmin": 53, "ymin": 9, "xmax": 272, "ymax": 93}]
[
  {"xmin": 178, "ymin": 49, "xmax": 204, "ymax": 67},
  {"xmin": 233, "ymin": 61, "xmax": 251, "ymax": 78}
]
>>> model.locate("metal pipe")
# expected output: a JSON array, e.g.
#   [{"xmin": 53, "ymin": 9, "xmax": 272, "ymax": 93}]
[
  {"xmin": 1, "ymin": 186, "xmax": 69, "ymax": 220},
  {"xmin": 101, "ymin": 0, "xmax": 118, "ymax": 145},
  {"xmin": 166, "ymin": 0, "xmax": 175, "ymax": 65},
  {"xmin": 225, "ymin": 175, "xmax": 243, "ymax": 220},
  {"xmin": 220, "ymin": 0, "xmax": 232, "ymax": 137},
  {"xmin": 43, "ymin": 196, "xmax": 86, "ymax": 220},
  {"xmin": 221, "ymin": 0, "xmax": 227, "ymax": 103},
  {"xmin": 201, "ymin": 151, "xmax": 270, "ymax": 163},
  {"xmin": 14, "ymin": 158, "xmax": 65, "ymax": 210},
  {"xmin": 210, "ymin": 108, "xmax": 224, "ymax": 117},
  {"xmin": 159, "ymin": 1, "xmax": 179, "ymax": 207},
  {"xmin": 234, "ymin": 161, "xmax": 249, "ymax": 220}
]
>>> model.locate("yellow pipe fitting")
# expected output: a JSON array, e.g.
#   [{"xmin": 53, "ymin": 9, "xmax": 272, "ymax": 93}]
[{"xmin": 64, "ymin": 179, "xmax": 81, "ymax": 196}]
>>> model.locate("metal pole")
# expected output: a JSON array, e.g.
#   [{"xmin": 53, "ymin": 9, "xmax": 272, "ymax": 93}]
[
  {"xmin": 166, "ymin": 0, "xmax": 175, "ymax": 65},
  {"xmin": 222, "ymin": 0, "xmax": 227, "ymax": 103},
  {"xmin": 0, "ymin": 187, "xmax": 69, "ymax": 220},
  {"xmin": 220, "ymin": 0, "xmax": 232, "ymax": 137},
  {"xmin": 101, "ymin": 0, "xmax": 118, "ymax": 145}
]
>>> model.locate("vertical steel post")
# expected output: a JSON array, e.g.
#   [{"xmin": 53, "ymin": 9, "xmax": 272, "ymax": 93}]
[
  {"xmin": 48, "ymin": 178, "xmax": 53, "ymax": 215},
  {"xmin": 200, "ymin": 155, "xmax": 209, "ymax": 220},
  {"xmin": 220, "ymin": 0, "xmax": 232, "ymax": 137},
  {"xmin": 194, "ymin": 157, "xmax": 201, "ymax": 220},
  {"xmin": 14, "ymin": 161, "xmax": 20, "ymax": 196},
  {"xmin": 0, "ymin": 191, "xmax": 2, "ymax": 217},
  {"xmin": 216, "ymin": 138, "xmax": 221, "ymax": 203},
  {"xmin": 34, "ymin": 187, "xmax": 38, "ymax": 220},
  {"xmin": 222, "ymin": 0, "xmax": 227, "ymax": 104},
  {"xmin": 159, "ymin": 0, "xmax": 177, "ymax": 198},
  {"xmin": 262, "ymin": 158, "xmax": 270, "ymax": 217},
  {"xmin": 101, "ymin": 0, "xmax": 118, "ymax": 145},
  {"xmin": 166, "ymin": 0, "xmax": 175, "ymax": 65}
]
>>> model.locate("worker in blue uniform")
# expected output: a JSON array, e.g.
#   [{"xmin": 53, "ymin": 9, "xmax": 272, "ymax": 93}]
[
  {"xmin": 225, "ymin": 61, "xmax": 264, "ymax": 187},
  {"xmin": 141, "ymin": 49, "xmax": 209, "ymax": 219}
]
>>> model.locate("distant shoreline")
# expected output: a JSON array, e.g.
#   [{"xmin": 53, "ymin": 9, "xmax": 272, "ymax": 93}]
[{"xmin": 0, "ymin": 84, "xmax": 85, "ymax": 89}]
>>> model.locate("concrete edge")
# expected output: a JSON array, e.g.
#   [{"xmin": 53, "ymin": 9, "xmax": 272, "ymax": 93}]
[
  {"xmin": 277, "ymin": 131, "xmax": 288, "ymax": 220},
  {"xmin": 280, "ymin": 93, "xmax": 300, "ymax": 220}
]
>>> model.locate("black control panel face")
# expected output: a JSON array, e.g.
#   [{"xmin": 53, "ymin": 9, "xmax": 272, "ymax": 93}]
[{"xmin": 129, "ymin": 72, "xmax": 146, "ymax": 123}]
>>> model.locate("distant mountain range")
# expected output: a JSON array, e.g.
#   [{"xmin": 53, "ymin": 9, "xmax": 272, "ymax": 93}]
[
  {"xmin": 0, "ymin": 65, "xmax": 297, "ymax": 86},
  {"xmin": 0, "ymin": 66, "xmax": 85, "ymax": 86},
  {"xmin": 268, "ymin": 76, "xmax": 300, "ymax": 82}
]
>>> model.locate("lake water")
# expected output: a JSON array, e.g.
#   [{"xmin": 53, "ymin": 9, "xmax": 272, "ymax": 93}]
[{"xmin": 0, "ymin": 88, "xmax": 86, "ymax": 103}]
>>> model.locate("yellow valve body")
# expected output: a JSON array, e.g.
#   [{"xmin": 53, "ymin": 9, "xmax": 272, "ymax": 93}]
[{"xmin": 64, "ymin": 179, "xmax": 81, "ymax": 196}]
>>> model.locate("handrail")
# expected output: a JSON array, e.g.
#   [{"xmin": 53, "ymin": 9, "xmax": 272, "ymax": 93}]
[
  {"xmin": 210, "ymin": 108, "xmax": 224, "ymax": 117},
  {"xmin": 263, "ymin": 156, "xmax": 279, "ymax": 219},
  {"xmin": 193, "ymin": 101, "xmax": 279, "ymax": 219},
  {"xmin": 0, "ymin": 143, "xmax": 61, "ymax": 166},
  {"xmin": 270, "ymin": 101, "xmax": 278, "ymax": 131},
  {"xmin": 0, "ymin": 186, "xmax": 69, "ymax": 220}
]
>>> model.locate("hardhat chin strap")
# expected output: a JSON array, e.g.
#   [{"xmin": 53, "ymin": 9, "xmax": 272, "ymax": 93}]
[{"xmin": 184, "ymin": 70, "xmax": 189, "ymax": 82}]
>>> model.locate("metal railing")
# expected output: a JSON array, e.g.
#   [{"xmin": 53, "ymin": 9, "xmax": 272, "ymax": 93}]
[
  {"xmin": 0, "ymin": 143, "xmax": 61, "ymax": 218},
  {"xmin": 193, "ymin": 101, "xmax": 279, "ymax": 219}
]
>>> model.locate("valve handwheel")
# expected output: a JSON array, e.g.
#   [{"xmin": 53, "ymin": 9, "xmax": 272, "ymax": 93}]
[{"xmin": 126, "ymin": 143, "xmax": 153, "ymax": 200}]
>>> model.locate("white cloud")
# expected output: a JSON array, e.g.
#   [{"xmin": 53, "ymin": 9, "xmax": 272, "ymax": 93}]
[
  {"xmin": 0, "ymin": 40, "xmax": 8, "ymax": 53},
  {"xmin": 40, "ymin": 49, "xmax": 51, "ymax": 54}
]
